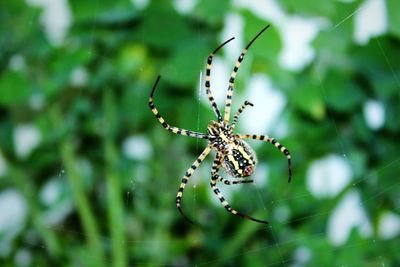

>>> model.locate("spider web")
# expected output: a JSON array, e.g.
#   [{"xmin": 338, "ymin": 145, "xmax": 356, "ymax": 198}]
[{"xmin": 5, "ymin": 0, "xmax": 399, "ymax": 266}]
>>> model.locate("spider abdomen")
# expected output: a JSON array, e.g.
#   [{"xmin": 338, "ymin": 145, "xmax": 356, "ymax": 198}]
[{"xmin": 222, "ymin": 140, "xmax": 257, "ymax": 178}]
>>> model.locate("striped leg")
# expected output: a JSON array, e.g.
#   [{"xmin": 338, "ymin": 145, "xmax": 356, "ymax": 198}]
[
  {"xmin": 211, "ymin": 154, "xmax": 254, "ymax": 185},
  {"xmin": 212, "ymin": 155, "xmax": 253, "ymax": 185},
  {"xmin": 176, "ymin": 146, "xmax": 212, "ymax": 224},
  {"xmin": 149, "ymin": 76, "xmax": 209, "ymax": 139},
  {"xmin": 210, "ymin": 157, "xmax": 268, "ymax": 224},
  {"xmin": 218, "ymin": 177, "xmax": 254, "ymax": 185},
  {"xmin": 238, "ymin": 134, "xmax": 292, "ymax": 183},
  {"xmin": 223, "ymin": 25, "xmax": 270, "ymax": 123},
  {"xmin": 231, "ymin": 100, "xmax": 253, "ymax": 129},
  {"xmin": 205, "ymin": 37, "xmax": 235, "ymax": 122}
]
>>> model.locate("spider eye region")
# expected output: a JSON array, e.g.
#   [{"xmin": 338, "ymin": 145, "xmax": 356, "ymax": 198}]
[{"xmin": 222, "ymin": 140, "xmax": 257, "ymax": 178}]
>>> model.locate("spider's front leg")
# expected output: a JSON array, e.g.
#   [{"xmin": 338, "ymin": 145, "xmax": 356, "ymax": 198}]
[
  {"xmin": 149, "ymin": 76, "xmax": 209, "ymax": 139},
  {"xmin": 238, "ymin": 134, "xmax": 292, "ymax": 183},
  {"xmin": 223, "ymin": 25, "xmax": 270, "ymax": 123},
  {"xmin": 231, "ymin": 100, "xmax": 253, "ymax": 130},
  {"xmin": 210, "ymin": 155, "xmax": 268, "ymax": 224},
  {"xmin": 176, "ymin": 146, "xmax": 212, "ymax": 224},
  {"xmin": 205, "ymin": 37, "xmax": 235, "ymax": 122}
]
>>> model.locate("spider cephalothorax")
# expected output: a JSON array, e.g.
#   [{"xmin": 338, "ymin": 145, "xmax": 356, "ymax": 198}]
[
  {"xmin": 207, "ymin": 121, "xmax": 233, "ymax": 150},
  {"xmin": 149, "ymin": 25, "xmax": 292, "ymax": 225}
]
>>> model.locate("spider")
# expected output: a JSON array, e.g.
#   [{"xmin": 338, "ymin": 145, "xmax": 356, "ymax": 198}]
[{"xmin": 148, "ymin": 25, "xmax": 292, "ymax": 225}]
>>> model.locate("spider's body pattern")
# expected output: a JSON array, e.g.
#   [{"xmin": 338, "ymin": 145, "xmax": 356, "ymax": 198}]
[
  {"xmin": 207, "ymin": 120, "xmax": 257, "ymax": 178},
  {"xmin": 149, "ymin": 25, "xmax": 292, "ymax": 224}
]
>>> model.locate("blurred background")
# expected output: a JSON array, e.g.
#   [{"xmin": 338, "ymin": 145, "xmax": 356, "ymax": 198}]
[{"xmin": 1, "ymin": 0, "xmax": 399, "ymax": 266}]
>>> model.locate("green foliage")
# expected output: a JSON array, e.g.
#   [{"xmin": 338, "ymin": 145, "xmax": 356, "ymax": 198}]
[
  {"xmin": 0, "ymin": 1, "xmax": 399, "ymax": 267},
  {"xmin": 0, "ymin": 70, "xmax": 30, "ymax": 105},
  {"xmin": 387, "ymin": 0, "xmax": 400, "ymax": 38}
]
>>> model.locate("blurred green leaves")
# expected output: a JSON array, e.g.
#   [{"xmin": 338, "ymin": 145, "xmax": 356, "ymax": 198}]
[
  {"xmin": 162, "ymin": 42, "xmax": 210, "ymax": 86},
  {"xmin": 1, "ymin": 0, "xmax": 400, "ymax": 267},
  {"xmin": 193, "ymin": 0, "xmax": 230, "ymax": 26},
  {"xmin": 387, "ymin": 0, "xmax": 400, "ymax": 38},
  {"xmin": 0, "ymin": 70, "xmax": 30, "ymax": 105}
]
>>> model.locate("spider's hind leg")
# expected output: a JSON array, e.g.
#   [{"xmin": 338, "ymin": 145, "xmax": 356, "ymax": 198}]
[
  {"xmin": 218, "ymin": 176, "xmax": 254, "ymax": 185},
  {"xmin": 176, "ymin": 146, "xmax": 212, "ymax": 224},
  {"xmin": 238, "ymin": 134, "xmax": 292, "ymax": 183},
  {"xmin": 210, "ymin": 157, "xmax": 268, "ymax": 224}
]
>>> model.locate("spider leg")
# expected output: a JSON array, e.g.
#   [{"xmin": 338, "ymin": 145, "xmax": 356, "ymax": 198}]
[
  {"xmin": 176, "ymin": 146, "xmax": 212, "ymax": 224},
  {"xmin": 218, "ymin": 177, "xmax": 254, "ymax": 185},
  {"xmin": 223, "ymin": 25, "xmax": 270, "ymax": 123},
  {"xmin": 210, "ymin": 156, "xmax": 268, "ymax": 224},
  {"xmin": 238, "ymin": 134, "xmax": 292, "ymax": 183},
  {"xmin": 231, "ymin": 100, "xmax": 254, "ymax": 129},
  {"xmin": 149, "ymin": 76, "xmax": 209, "ymax": 139},
  {"xmin": 206, "ymin": 37, "xmax": 235, "ymax": 122}
]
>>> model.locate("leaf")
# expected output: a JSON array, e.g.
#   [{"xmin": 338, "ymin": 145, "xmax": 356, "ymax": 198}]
[
  {"xmin": 387, "ymin": 0, "xmax": 400, "ymax": 39},
  {"xmin": 161, "ymin": 42, "xmax": 209, "ymax": 87},
  {"xmin": 193, "ymin": 0, "xmax": 230, "ymax": 26},
  {"xmin": 134, "ymin": 2, "xmax": 196, "ymax": 49},
  {"xmin": 289, "ymin": 78, "xmax": 326, "ymax": 119},
  {"xmin": 323, "ymin": 69, "xmax": 365, "ymax": 112},
  {"xmin": 279, "ymin": 0, "xmax": 337, "ymax": 17},
  {"xmin": 352, "ymin": 36, "xmax": 400, "ymax": 99},
  {"xmin": 241, "ymin": 10, "xmax": 282, "ymax": 65},
  {"xmin": 68, "ymin": 0, "xmax": 132, "ymax": 22},
  {"xmin": 0, "ymin": 70, "xmax": 30, "ymax": 105}
]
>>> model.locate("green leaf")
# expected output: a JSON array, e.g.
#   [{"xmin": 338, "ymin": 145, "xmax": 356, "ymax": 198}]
[
  {"xmin": 69, "ymin": 0, "xmax": 132, "ymax": 22},
  {"xmin": 323, "ymin": 70, "xmax": 365, "ymax": 112},
  {"xmin": 352, "ymin": 36, "xmax": 400, "ymax": 99},
  {"xmin": 0, "ymin": 70, "xmax": 30, "ymax": 105},
  {"xmin": 135, "ymin": 2, "xmax": 196, "ymax": 49},
  {"xmin": 387, "ymin": 0, "xmax": 400, "ymax": 39},
  {"xmin": 161, "ymin": 42, "xmax": 209, "ymax": 87},
  {"xmin": 279, "ymin": 0, "xmax": 337, "ymax": 17},
  {"xmin": 289, "ymin": 78, "xmax": 326, "ymax": 119},
  {"xmin": 241, "ymin": 10, "xmax": 282, "ymax": 65},
  {"xmin": 193, "ymin": 0, "xmax": 230, "ymax": 26}
]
